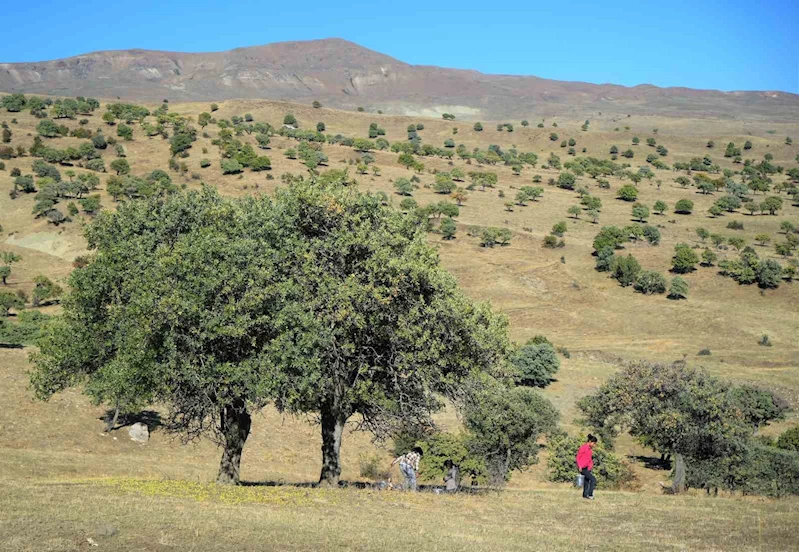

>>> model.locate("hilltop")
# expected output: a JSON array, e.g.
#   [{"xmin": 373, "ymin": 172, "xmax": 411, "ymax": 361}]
[{"xmin": 2, "ymin": 39, "xmax": 798, "ymax": 121}]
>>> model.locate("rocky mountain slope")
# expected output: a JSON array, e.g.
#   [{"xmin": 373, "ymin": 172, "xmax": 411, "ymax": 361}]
[{"xmin": 2, "ymin": 38, "xmax": 797, "ymax": 121}]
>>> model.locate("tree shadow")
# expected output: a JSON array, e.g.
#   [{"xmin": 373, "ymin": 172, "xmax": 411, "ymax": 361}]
[
  {"xmin": 240, "ymin": 479, "xmax": 488, "ymax": 494},
  {"xmin": 100, "ymin": 409, "xmax": 163, "ymax": 431},
  {"xmin": 629, "ymin": 455, "xmax": 672, "ymax": 471}
]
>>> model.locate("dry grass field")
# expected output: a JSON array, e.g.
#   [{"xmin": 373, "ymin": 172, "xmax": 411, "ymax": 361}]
[{"xmin": 1, "ymin": 97, "xmax": 798, "ymax": 550}]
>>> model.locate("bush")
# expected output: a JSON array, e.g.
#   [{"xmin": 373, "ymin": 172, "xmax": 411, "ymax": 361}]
[
  {"xmin": 543, "ymin": 235, "xmax": 561, "ymax": 249},
  {"xmin": 672, "ymin": 244, "xmax": 699, "ymax": 273},
  {"xmin": 634, "ymin": 271, "xmax": 667, "ymax": 295},
  {"xmin": 675, "ymin": 199, "xmax": 694, "ymax": 214},
  {"xmin": 617, "ymin": 185, "xmax": 638, "ymax": 202},
  {"xmin": 465, "ymin": 385, "xmax": 558, "ymax": 486},
  {"xmin": 358, "ymin": 453, "xmax": 390, "ymax": 481},
  {"xmin": 777, "ymin": 427, "xmax": 799, "ymax": 452},
  {"xmin": 759, "ymin": 334, "xmax": 772, "ymax": 347},
  {"xmin": 418, "ymin": 431, "xmax": 487, "ymax": 486},
  {"xmin": 642, "ymin": 225, "xmax": 661, "ymax": 245},
  {"xmin": 221, "ymin": 159, "xmax": 243, "ymax": 175},
  {"xmin": 85, "ymin": 158, "xmax": 106, "ymax": 172},
  {"xmin": 0, "ymin": 310, "xmax": 51, "ymax": 346},
  {"xmin": 593, "ymin": 226, "xmax": 625, "ymax": 252},
  {"xmin": 200, "ymin": 159, "xmax": 211, "ymax": 168},
  {"xmin": 556, "ymin": 171, "xmax": 576, "ymax": 190},
  {"xmin": 547, "ymin": 434, "xmax": 637, "ymax": 490},
  {"xmin": 549, "ymin": 222, "xmax": 567, "ymax": 238},
  {"xmin": 698, "ymin": 348, "xmax": 711, "ymax": 356},
  {"xmin": 756, "ymin": 259, "xmax": 783, "ymax": 288},
  {"xmin": 510, "ymin": 340, "xmax": 560, "ymax": 388},
  {"xmin": 440, "ymin": 217, "xmax": 457, "ymax": 240},
  {"xmin": 611, "ymin": 254, "xmax": 641, "ymax": 287},
  {"xmin": 686, "ymin": 445, "xmax": 799, "ymax": 498},
  {"xmin": 480, "ymin": 227, "xmax": 511, "ymax": 247}
]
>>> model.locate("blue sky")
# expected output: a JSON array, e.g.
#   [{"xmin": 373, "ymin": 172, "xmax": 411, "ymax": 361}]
[{"xmin": 1, "ymin": 0, "xmax": 796, "ymax": 93}]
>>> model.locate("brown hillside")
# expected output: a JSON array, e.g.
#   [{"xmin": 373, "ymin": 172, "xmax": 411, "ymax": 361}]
[{"xmin": 2, "ymin": 38, "xmax": 798, "ymax": 121}]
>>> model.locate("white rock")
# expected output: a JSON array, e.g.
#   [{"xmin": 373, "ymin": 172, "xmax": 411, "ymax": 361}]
[{"xmin": 128, "ymin": 422, "xmax": 149, "ymax": 443}]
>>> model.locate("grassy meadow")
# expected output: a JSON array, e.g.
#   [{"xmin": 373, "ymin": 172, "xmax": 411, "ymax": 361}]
[{"xmin": 1, "ymin": 97, "xmax": 798, "ymax": 550}]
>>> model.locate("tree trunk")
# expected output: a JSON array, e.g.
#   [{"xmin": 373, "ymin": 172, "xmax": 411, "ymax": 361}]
[
  {"xmin": 216, "ymin": 399, "xmax": 252, "ymax": 485},
  {"xmin": 104, "ymin": 404, "xmax": 120, "ymax": 432},
  {"xmin": 319, "ymin": 406, "xmax": 346, "ymax": 487},
  {"xmin": 671, "ymin": 453, "xmax": 686, "ymax": 494}
]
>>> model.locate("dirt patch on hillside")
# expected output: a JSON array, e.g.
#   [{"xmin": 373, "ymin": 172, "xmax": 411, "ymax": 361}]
[{"xmin": 4, "ymin": 232, "xmax": 85, "ymax": 261}]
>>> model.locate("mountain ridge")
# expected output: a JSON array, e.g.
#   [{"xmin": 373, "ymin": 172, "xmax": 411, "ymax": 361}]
[{"xmin": 2, "ymin": 38, "xmax": 797, "ymax": 121}]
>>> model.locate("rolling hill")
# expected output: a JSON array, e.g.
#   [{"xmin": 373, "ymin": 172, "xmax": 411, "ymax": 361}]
[{"xmin": 2, "ymin": 38, "xmax": 798, "ymax": 121}]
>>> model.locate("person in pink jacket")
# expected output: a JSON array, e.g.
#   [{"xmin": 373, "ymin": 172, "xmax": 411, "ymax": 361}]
[{"xmin": 576, "ymin": 434, "xmax": 598, "ymax": 499}]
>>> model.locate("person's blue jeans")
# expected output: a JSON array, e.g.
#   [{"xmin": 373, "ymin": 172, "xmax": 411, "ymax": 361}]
[
  {"xmin": 400, "ymin": 462, "xmax": 417, "ymax": 491},
  {"xmin": 581, "ymin": 468, "xmax": 597, "ymax": 498}
]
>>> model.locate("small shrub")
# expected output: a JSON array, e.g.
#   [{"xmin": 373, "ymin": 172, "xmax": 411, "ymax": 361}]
[
  {"xmin": 697, "ymin": 348, "xmax": 711, "ymax": 356},
  {"xmin": 634, "ymin": 271, "xmax": 667, "ymax": 295},
  {"xmin": 358, "ymin": 453, "xmax": 390, "ymax": 481},
  {"xmin": 759, "ymin": 334, "xmax": 772, "ymax": 347},
  {"xmin": 777, "ymin": 427, "xmax": 799, "ymax": 452}
]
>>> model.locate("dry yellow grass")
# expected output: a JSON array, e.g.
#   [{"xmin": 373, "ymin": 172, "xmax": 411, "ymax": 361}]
[{"xmin": 1, "ymin": 97, "xmax": 799, "ymax": 550}]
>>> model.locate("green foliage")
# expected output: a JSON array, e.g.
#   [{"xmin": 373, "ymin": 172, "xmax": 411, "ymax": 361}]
[
  {"xmin": 756, "ymin": 259, "xmax": 783, "ymax": 288},
  {"xmin": 642, "ymin": 225, "xmax": 661, "ymax": 245},
  {"xmin": 760, "ymin": 196, "xmax": 783, "ymax": 215},
  {"xmin": 36, "ymin": 119, "xmax": 66, "ymax": 138},
  {"xmin": 551, "ymin": 221, "xmax": 568, "ymax": 237},
  {"xmin": 110, "ymin": 159, "xmax": 130, "ymax": 175},
  {"xmin": 464, "ymin": 382, "xmax": 558, "ymax": 485},
  {"xmin": 283, "ymin": 114, "xmax": 297, "ymax": 126},
  {"xmin": 1, "ymin": 93, "xmax": 27, "ymax": 112},
  {"xmin": 0, "ymin": 290, "xmax": 25, "ymax": 316},
  {"xmin": 631, "ymin": 203, "xmax": 649, "ymax": 222},
  {"xmin": 593, "ymin": 226, "xmax": 626, "ymax": 252},
  {"xmin": 440, "ymin": 217, "xmax": 457, "ymax": 240},
  {"xmin": 547, "ymin": 434, "xmax": 636, "ymax": 489},
  {"xmin": 579, "ymin": 361, "xmax": 787, "ymax": 495},
  {"xmin": 170, "ymin": 132, "xmax": 194, "ymax": 156},
  {"xmin": 393, "ymin": 177, "xmax": 414, "ymax": 196},
  {"xmin": 634, "ymin": 271, "xmax": 667, "ymax": 295},
  {"xmin": 543, "ymin": 235, "xmax": 562, "ymax": 249},
  {"xmin": 92, "ymin": 134, "xmax": 108, "ymax": 150},
  {"xmin": 116, "ymin": 124, "xmax": 133, "ymax": 141},
  {"xmin": 686, "ymin": 444, "xmax": 799, "ymax": 497},
  {"xmin": 79, "ymin": 195, "xmax": 102, "ymax": 214},
  {"xmin": 31, "ymin": 275, "xmax": 62, "ymax": 306},
  {"xmin": 221, "ymin": 159, "xmax": 243, "ymax": 175},
  {"xmin": 617, "ymin": 185, "xmax": 638, "ymax": 202},
  {"xmin": 672, "ymin": 243, "xmax": 699, "ymax": 273},
  {"xmin": 480, "ymin": 227, "xmax": 512, "ymax": 247},
  {"xmin": 611, "ymin": 254, "xmax": 641, "ymax": 287},
  {"xmin": 418, "ymin": 431, "xmax": 487, "ymax": 485},
  {"xmin": 701, "ymin": 249, "xmax": 718, "ymax": 266},
  {"xmin": 510, "ymin": 340, "xmax": 560, "ymax": 388},
  {"xmin": 556, "ymin": 171, "xmax": 576, "ymax": 190},
  {"xmin": 777, "ymin": 427, "xmax": 799, "ymax": 452},
  {"xmin": 0, "ymin": 310, "xmax": 51, "ymax": 345},
  {"xmin": 674, "ymin": 199, "xmax": 694, "ymax": 214}
]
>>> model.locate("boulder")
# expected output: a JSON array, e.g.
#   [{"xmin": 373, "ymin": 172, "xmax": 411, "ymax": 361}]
[{"xmin": 128, "ymin": 422, "xmax": 149, "ymax": 443}]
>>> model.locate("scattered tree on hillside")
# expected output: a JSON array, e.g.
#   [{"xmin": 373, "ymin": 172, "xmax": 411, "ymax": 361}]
[{"xmin": 579, "ymin": 362, "xmax": 786, "ymax": 494}]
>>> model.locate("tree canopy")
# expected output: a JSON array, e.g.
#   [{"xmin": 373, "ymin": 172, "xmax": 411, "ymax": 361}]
[{"xmin": 30, "ymin": 177, "xmax": 511, "ymax": 487}]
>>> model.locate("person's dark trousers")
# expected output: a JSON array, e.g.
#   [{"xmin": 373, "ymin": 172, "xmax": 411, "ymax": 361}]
[{"xmin": 581, "ymin": 468, "xmax": 596, "ymax": 498}]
